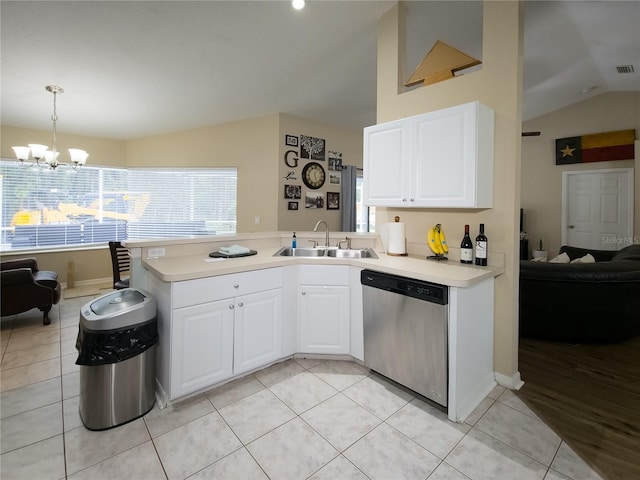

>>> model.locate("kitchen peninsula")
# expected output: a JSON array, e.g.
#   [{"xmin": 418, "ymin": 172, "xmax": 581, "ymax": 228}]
[{"xmin": 124, "ymin": 232, "xmax": 503, "ymax": 423}]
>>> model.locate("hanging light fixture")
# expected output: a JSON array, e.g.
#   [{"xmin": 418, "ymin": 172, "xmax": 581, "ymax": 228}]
[{"xmin": 12, "ymin": 85, "xmax": 89, "ymax": 170}]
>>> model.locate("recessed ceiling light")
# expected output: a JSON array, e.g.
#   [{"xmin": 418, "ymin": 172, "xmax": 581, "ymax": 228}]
[{"xmin": 292, "ymin": 0, "xmax": 305, "ymax": 10}]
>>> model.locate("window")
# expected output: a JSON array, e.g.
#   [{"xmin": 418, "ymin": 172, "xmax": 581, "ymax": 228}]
[
  {"xmin": 0, "ymin": 160, "xmax": 237, "ymax": 252},
  {"xmin": 355, "ymin": 172, "xmax": 375, "ymax": 233}
]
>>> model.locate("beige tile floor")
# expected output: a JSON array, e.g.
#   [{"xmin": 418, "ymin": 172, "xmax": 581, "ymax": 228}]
[{"xmin": 1, "ymin": 293, "xmax": 605, "ymax": 480}]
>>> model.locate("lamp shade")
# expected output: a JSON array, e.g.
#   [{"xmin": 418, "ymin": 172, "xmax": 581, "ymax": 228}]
[
  {"xmin": 68, "ymin": 149, "xmax": 89, "ymax": 165},
  {"xmin": 12, "ymin": 146, "xmax": 31, "ymax": 161},
  {"xmin": 44, "ymin": 151, "xmax": 60, "ymax": 165},
  {"xmin": 28, "ymin": 144, "xmax": 48, "ymax": 160}
]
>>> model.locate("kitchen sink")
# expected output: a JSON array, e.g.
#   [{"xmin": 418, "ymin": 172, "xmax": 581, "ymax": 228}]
[
  {"xmin": 326, "ymin": 248, "xmax": 378, "ymax": 259},
  {"xmin": 273, "ymin": 247, "xmax": 326, "ymax": 257},
  {"xmin": 273, "ymin": 247, "xmax": 377, "ymax": 259}
]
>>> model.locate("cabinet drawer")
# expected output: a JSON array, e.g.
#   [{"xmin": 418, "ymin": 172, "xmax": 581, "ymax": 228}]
[{"xmin": 173, "ymin": 268, "xmax": 283, "ymax": 308}]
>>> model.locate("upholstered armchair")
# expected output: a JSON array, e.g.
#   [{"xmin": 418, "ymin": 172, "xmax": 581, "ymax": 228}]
[{"xmin": 1, "ymin": 258, "xmax": 61, "ymax": 325}]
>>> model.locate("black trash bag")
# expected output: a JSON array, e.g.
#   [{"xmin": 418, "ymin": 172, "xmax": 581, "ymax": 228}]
[{"xmin": 76, "ymin": 320, "xmax": 158, "ymax": 366}]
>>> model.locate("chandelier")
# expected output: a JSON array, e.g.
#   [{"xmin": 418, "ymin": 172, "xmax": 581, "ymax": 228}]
[{"xmin": 12, "ymin": 85, "xmax": 89, "ymax": 170}]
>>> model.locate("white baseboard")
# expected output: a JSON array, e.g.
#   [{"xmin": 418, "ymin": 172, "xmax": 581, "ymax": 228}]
[
  {"xmin": 495, "ymin": 371, "xmax": 525, "ymax": 390},
  {"xmin": 61, "ymin": 277, "xmax": 111, "ymax": 290}
]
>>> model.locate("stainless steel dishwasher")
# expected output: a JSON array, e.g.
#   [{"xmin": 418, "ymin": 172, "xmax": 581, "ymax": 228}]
[{"xmin": 361, "ymin": 269, "xmax": 449, "ymax": 407}]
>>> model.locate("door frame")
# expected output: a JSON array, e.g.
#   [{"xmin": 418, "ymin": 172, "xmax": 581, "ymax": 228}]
[{"xmin": 561, "ymin": 167, "xmax": 634, "ymax": 248}]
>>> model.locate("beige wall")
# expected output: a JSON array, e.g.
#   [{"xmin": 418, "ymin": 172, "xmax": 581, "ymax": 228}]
[
  {"xmin": 126, "ymin": 114, "xmax": 281, "ymax": 234},
  {"xmin": 521, "ymin": 91, "xmax": 640, "ymax": 256},
  {"xmin": 1, "ymin": 125, "xmax": 127, "ymax": 167},
  {"xmin": 277, "ymin": 113, "xmax": 363, "ymax": 233},
  {"xmin": 2, "ymin": 113, "xmax": 362, "ymax": 281},
  {"xmin": 376, "ymin": 2, "xmax": 524, "ymax": 381}
]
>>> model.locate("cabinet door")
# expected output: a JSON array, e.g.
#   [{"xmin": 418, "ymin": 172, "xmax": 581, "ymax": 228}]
[
  {"xmin": 363, "ymin": 119, "xmax": 411, "ymax": 206},
  {"xmin": 171, "ymin": 299, "xmax": 234, "ymax": 398},
  {"xmin": 411, "ymin": 102, "xmax": 493, "ymax": 208},
  {"xmin": 234, "ymin": 289, "xmax": 282, "ymax": 375},
  {"xmin": 298, "ymin": 285, "xmax": 350, "ymax": 354}
]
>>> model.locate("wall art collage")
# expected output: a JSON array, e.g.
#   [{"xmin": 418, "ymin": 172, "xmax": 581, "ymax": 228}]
[{"xmin": 283, "ymin": 134, "xmax": 342, "ymax": 211}]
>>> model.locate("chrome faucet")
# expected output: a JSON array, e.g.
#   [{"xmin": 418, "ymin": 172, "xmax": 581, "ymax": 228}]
[{"xmin": 313, "ymin": 220, "xmax": 330, "ymax": 247}]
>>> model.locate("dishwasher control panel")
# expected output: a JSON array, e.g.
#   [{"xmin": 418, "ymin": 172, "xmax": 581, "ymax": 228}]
[{"xmin": 361, "ymin": 270, "xmax": 448, "ymax": 305}]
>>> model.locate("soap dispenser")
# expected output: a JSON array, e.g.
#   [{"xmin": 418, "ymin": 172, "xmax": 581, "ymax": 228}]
[{"xmin": 292, "ymin": 232, "xmax": 297, "ymax": 248}]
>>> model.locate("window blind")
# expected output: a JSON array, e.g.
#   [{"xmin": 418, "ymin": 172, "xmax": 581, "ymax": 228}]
[{"xmin": 0, "ymin": 161, "xmax": 237, "ymax": 251}]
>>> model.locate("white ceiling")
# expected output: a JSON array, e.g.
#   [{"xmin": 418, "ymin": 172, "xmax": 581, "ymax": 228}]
[{"xmin": 1, "ymin": 1, "xmax": 638, "ymax": 140}]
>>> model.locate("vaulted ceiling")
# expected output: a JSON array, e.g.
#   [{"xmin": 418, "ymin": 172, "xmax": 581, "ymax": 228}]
[{"xmin": 1, "ymin": 1, "xmax": 638, "ymax": 140}]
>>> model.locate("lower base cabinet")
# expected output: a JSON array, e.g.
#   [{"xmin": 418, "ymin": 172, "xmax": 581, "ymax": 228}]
[
  {"xmin": 171, "ymin": 299, "xmax": 234, "ymax": 398},
  {"xmin": 233, "ymin": 289, "xmax": 282, "ymax": 375},
  {"xmin": 169, "ymin": 270, "xmax": 283, "ymax": 399},
  {"xmin": 298, "ymin": 285, "xmax": 350, "ymax": 354}
]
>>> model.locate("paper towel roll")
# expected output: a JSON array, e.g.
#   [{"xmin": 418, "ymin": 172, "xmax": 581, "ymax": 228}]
[{"xmin": 386, "ymin": 221, "xmax": 406, "ymax": 255}]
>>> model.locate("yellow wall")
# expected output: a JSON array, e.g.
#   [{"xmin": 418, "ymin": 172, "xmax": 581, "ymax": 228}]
[
  {"xmin": 375, "ymin": 2, "xmax": 524, "ymax": 381},
  {"xmin": 277, "ymin": 113, "xmax": 363, "ymax": 233},
  {"xmin": 521, "ymin": 91, "xmax": 640, "ymax": 255}
]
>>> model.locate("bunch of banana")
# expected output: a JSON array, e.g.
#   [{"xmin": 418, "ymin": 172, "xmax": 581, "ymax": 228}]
[{"xmin": 427, "ymin": 224, "xmax": 449, "ymax": 256}]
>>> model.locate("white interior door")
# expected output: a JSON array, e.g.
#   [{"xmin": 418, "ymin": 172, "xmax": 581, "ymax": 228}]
[{"xmin": 562, "ymin": 168, "xmax": 634, "ymax": 249}]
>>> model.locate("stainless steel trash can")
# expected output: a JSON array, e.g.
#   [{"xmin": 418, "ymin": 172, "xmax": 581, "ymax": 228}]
[{"xmin": 76, "ymin": 288, "xmax": 157, "ymax": 430}]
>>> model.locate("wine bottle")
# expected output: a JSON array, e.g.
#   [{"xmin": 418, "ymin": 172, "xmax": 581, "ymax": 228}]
[
  {"xmin": 460, "ymin": 224, "xmax": 473, "ymax": 264},
  {"xmin": 475, "ymin": 223, "xmax": 488, "ymax": 266}
]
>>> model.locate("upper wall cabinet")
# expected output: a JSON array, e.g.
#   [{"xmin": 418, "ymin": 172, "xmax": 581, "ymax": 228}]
[{"xmin": 363, "ymin": 101, "xmax": 494, "ymax": 208}]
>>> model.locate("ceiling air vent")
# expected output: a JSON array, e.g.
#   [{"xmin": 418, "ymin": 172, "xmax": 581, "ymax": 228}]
[{"xmin": 616, "ymin": 65, "xmax": 635, "ymax": 74}]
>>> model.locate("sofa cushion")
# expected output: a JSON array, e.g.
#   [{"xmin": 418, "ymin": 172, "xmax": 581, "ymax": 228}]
[
  {"xmin": 612, "ymin": 244, "xmax": 640, "ymax": 262},
  {"xmin": 570, "ymin": 253, "xmax": 595, "ymax": 264},
  {"xmin": 549, "ymin": 252, "xmax": 570, "ymax": 263}
]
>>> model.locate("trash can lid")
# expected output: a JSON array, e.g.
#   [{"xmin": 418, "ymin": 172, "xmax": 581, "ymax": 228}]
[
  {"xmin": 80, "ymin": 288, "xmax": 156, "ymax": 332},
  {"xmin": 91, "ymin": 289, "xmax": 147, "ymax": 316}
]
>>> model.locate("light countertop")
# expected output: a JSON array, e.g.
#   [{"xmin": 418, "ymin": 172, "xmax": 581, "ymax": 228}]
[{"xmin": 141, "ymin": 245, "xmax": 503, "ymax": 288}]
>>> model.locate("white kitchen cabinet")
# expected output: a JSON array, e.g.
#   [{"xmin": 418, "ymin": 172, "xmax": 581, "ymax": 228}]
[
  {"xmin": 297, "ymin": 265, "xmax": 350, "ymax": 355},
  {"xmin": 159, "ymin": 268, "xmax": 283, "ymax": 401},
  {"xmin": 364, "ymin": 101, "xmax": 494, "ymax": 208},
  {"xmin": 171, "ymin": 299, "xmax": 234, "ymax": 398},
  {"xmin": 298, "ymin": 285, "xmax": 350, "ymax": 354},
  {"xmin": 234, "ymin": 288, "xmax": 282, "ymax": 375}
]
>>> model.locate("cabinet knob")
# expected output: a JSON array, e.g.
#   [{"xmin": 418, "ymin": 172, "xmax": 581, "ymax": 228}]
[
  {"xmin": 228, "ymin": 304, "xmax": 235, "ymax": 310},
  {"xmin": 301, "ymin": 291, "xmax": 306, "ymax": 295},
  {"xmin": 237, "ymin": 302, "xmax": 244, "ymax": 307},
  {"xmin": 402, "ymin": 198, "xmax": 407, "ymax": 202},
  {"xmin": 233, "ymin": 284, "xmax": 239, "ymax": 289},
  {"xmin": 410, "ymin": 198, "xmax": 415, "ymax": 202}
]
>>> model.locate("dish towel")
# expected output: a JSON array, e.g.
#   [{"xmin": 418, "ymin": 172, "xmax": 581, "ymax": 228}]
[{"xmin": 218, "ymin": 244, "xmax": 251, "ymax": 255}]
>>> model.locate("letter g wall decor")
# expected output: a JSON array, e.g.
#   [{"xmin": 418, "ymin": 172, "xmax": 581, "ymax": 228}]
[{"xmin": 284, "ymin": 149, "xmax": 299, "ymax": 168}]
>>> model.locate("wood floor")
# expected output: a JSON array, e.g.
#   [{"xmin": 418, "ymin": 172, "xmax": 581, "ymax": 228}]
[{"xmin": 516, "ymin": 336, "xmax": 640, "ymax": 480}]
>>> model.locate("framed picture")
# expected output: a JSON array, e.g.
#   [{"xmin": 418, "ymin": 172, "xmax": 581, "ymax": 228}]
[
  {"xmin": 329, "ymin": 172, "xmax": 341, "ymax": 185},
  {"xmin": 284, "ymin": 184, "xmax": 301, "ymax": 199},
  {"xmin": 300, "ymin": 135, "xmax": 326, "ymax": 161},
  {"xmin": 328, "ymin": 151, "xmax": 343, "ymax": 170},
  {"xmin": 285, "ymin": 134, "xmax": 298, "ymax": 147},
  {"xmin": 287, "ymin": 201, "xmax": 298, "ymax": 210},
  {"xmin": 305, "ymin": 192, "xmax": 324, "ymax": 209},
  {"xmin": 327, "ymin": 192, "xmax": 340, "ymax": 210}
]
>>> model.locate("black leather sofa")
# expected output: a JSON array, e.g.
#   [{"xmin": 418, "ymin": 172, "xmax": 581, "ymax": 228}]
[
  {"xmin": 1, "ymin": 258, "xmax": 61, "ymax": 325},
  {"xmin": 519, "ymin": 244, "xmax": 640, "ymax": 343}
]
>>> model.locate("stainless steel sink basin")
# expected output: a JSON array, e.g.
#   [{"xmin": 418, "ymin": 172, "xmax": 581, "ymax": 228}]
[
  {"xmin": 326, "ymin": 248, "xmax": 378, "ymax": 259},
  {"xmin": 273, "ymin": 247, "xmax": 326, "ymax": 257},
  {"xmin": 273, "ymin": 247, "xmax": 377, "ymax": 259}
]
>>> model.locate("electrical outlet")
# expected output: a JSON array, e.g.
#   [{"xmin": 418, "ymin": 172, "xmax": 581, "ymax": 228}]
[
  {"xmin": 148, "ymin": 247, "xmax": 165, "ymax": 258},
  {"xmin": 255, "ymin": 216, "xmax": 260, "ymax": 225}
]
